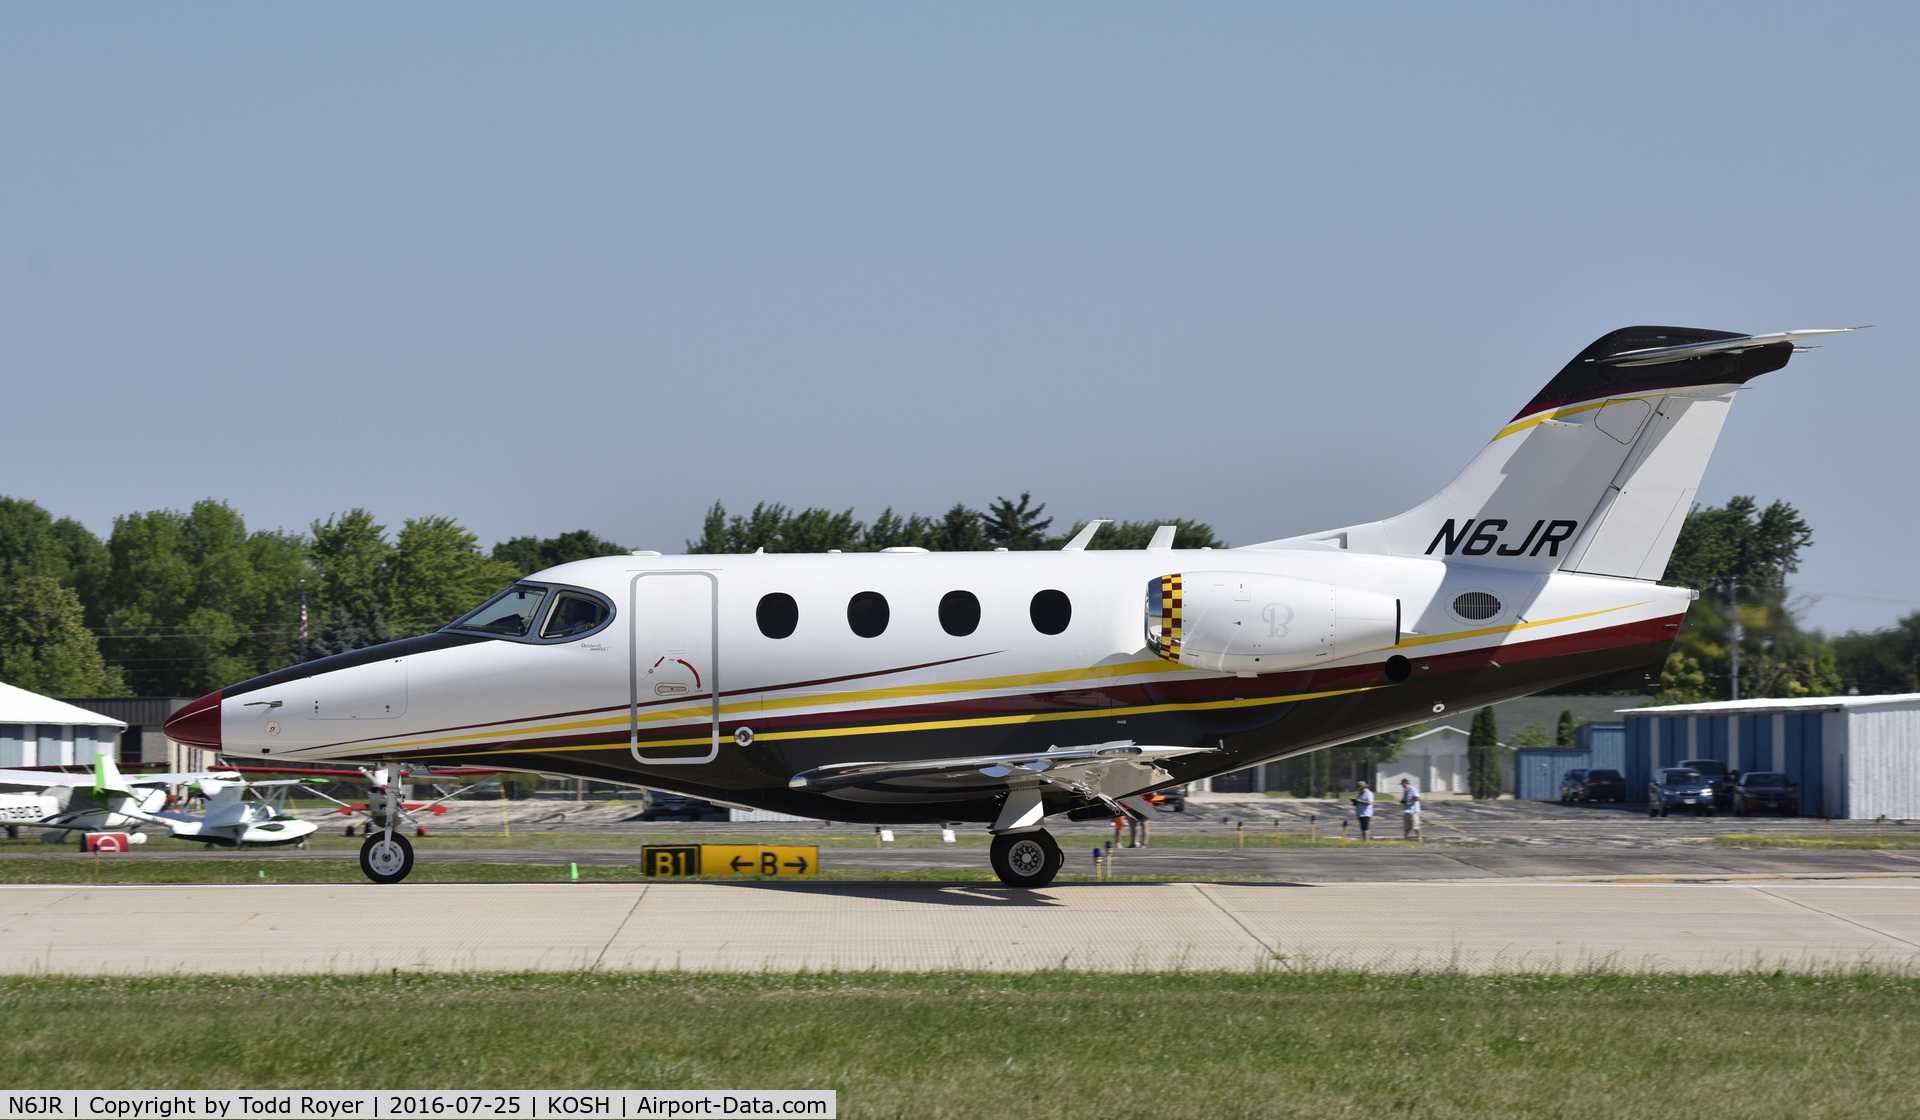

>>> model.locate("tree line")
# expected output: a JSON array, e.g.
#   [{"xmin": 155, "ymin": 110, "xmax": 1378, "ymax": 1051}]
[
  {"xmin": 0, "ymin": 492, "xmax": 1224, "ymax": 699},
  {"xmin": 2, "ymin": 488, "xmax": 1913, "ymax": 706},
  {"xmin": 0, "ymin": 497, "xmax": 627, "ymax": 698}
]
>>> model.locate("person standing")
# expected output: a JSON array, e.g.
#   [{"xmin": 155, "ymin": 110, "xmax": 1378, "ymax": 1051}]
[
  {"xmin": 1400, "ymin": 778, "xmax": 1423, "ymax": 841},
  {"xmin": 1350, "ymin": 780, "xmax": 1374, "ymax": 841}
]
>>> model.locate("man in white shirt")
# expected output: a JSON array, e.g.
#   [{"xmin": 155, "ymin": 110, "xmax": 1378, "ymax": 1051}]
[
  {"xmin": 1350, "ymin": 780, "xmax": 1374, "ymax": 841},
  {"xmin": 1400, "ymin": 778, "xmax": 1423, "ymax": 841}
]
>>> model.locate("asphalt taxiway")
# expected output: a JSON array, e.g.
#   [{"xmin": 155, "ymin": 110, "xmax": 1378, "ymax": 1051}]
[
  {"xmin": 7, "ymin": 798, "xmax": 1917, "ymax": 975},
  {"xmin": 5, "ymin": 876, "xmax": 1918, "ymax": 975}
]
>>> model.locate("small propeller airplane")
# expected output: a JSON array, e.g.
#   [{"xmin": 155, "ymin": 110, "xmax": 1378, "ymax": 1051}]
[
  {"xmin": 164, "ymin": 324, "xmax": 1862, "ymax": 886},
  {"xmin": 0, "ymin": 754, "xmax": 321, "ymax": 848},
  {"xmin": 220, "ymin": 764, "xmax": 492, "ymax": 835}
]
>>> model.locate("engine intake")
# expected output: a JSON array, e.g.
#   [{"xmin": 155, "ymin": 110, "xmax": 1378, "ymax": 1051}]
[{"xmin": 1146, "ymin": 572, "xmax": 1400, "ymax": 674}]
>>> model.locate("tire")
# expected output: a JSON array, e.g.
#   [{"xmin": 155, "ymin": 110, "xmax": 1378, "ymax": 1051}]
[
  {"xmin": 990, "ymin": 830, "xmax": 1062, "ymax": 889},
  {"xmin": 1659, "ymin": 808, "xmax": 1669, "ymax": 818},
  {"xmin": 1649, "ymin": 805, "xmax": 1659, "ymax": 818},
  {"xmin": 359, "ymin": 832, "xmax": 415, "ymax": 884}
]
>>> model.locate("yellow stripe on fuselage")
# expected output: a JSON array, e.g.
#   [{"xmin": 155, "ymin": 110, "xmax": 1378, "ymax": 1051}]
[
  {"xmin": 1396, "ymin": 601, "xmax": 1644, "ymax": 648},
  {"xmin": 447, "ymin": 681, "xmax": 1389, "ymax": 760},
  {"xmin": 1489, "ymin": 390, "xmax": 1670, "ymax": 443},
  {"xmin": 314, "ymin": 600, "xmax": 1653, "ymax": 760}
]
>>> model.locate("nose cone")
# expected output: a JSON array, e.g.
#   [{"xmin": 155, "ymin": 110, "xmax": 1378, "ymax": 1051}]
[{"xmin": 165, "ymin": 691, "xmax": 223, "ymax": 751}]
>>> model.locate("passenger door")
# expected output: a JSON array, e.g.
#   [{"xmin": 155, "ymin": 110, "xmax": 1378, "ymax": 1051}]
[{"xmin": 629, "ymin": 571, "xmax": 720, "ymax": 765}]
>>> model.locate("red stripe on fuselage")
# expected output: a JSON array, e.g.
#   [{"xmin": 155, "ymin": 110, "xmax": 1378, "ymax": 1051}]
[{"xmin": 352, "ymin": 612, "xmax": 1683, "ymax": 763}]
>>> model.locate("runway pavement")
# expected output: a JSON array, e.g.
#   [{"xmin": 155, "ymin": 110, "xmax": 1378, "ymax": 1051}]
[{"xmin": 5, "ymin": 877, "xmax": 1919, "ymax": 975}]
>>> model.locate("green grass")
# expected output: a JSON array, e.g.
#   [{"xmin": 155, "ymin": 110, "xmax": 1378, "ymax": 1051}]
[
  {"xmin": 1712, "ymin": 834, "xmax": 1920, "ymax": 850},
  {"xmin": 1, "ymin": 971, "xmax": 1912, "ymax": 1118},
  {"xmin": 0, "ymin": 858, "xmax": 1254, "ymax": 886}
]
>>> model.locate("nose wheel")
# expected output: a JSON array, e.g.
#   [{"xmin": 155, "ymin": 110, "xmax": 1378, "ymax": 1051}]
[
  {"xmin": 359, "ymin": 832, "xmax": 415, "ymax": 884},
  {"xmin": 989, "ymin": 829, "xmax": 1063, "ymax": 889}
]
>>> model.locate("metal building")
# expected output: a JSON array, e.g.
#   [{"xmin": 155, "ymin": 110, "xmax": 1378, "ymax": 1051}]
[
  {"xmin": 0, "ymin": 682, "xmax": 129, "ymax": 767},
  {"xmin": 57, "ymin": 697, "xmax": 197, "ymax": 770},
  {"xmin": 1621, "ymin": 694, "xmax": 1920, "ymax": 819},
  {"xmin": 1511, "ymin": 722, "xmax": 1626, "ymax": 800}
]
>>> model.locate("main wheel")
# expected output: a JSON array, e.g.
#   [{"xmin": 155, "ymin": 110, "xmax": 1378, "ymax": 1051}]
[
  {"xmin": 990, "ymin": 830, "xmax": 1061, "ymax": 889},
  {"xmin": 359, "ymin": 832, "xmax": 415, "ymax": 884}
]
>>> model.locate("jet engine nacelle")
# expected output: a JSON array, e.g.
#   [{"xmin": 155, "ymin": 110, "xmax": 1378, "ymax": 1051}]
[{"xmin": 1146, "ymin": 572, "xmax": 1400, "ymax": 675}]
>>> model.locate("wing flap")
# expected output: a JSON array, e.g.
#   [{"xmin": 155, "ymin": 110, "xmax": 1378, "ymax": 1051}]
[{"xmin": 788, "ymin": 741, "xmax": 1211, "ymax": 801}]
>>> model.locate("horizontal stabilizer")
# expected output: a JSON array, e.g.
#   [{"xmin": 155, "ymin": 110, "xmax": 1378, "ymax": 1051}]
[{"xmin": 1600, "ymin": 327, "xmax": 1866, "ymax": 367}]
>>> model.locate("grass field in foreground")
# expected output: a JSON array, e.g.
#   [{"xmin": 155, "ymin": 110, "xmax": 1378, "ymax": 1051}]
[
  {"xmin": 1712, "ymin": 834, "xmax": 1920, "ymax": 849},
  {"xmin": 1, "ymin": 972, "xmax": 1911, "ymax": 1119},
  {"xmin": 0, "ymin": 858, "xmax": 1257, "ymax": 885}
]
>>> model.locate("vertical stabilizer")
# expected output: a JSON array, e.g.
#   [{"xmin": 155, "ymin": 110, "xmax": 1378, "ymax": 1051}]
[{"xmin": 1252, "ymin": 326, "xmax": 1853, "ymax": 581}]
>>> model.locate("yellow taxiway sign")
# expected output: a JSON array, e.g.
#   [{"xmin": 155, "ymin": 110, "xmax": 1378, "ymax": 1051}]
[{"xmin": 641, "ymin": 844, "xmax": 818, "ymax": 877}]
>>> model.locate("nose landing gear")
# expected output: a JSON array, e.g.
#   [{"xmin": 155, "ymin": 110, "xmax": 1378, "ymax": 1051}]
[
  {"xmin": 989, "ymin": 830, "xmax": 1063, "ymax": 889},
  {"xmin": 360, "ymin": 832, "xmax": 414, "ymax": 884}
]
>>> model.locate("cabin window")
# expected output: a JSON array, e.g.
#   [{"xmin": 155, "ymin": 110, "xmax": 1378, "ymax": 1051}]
[
  {"xmin": 847, "ymin": 591, "xmax": 890, "ymax": 638},
  {"xmin": 757, "ymin": 593, "xmax": 800, "ymax": 639},
  {"xmin": 1030, "ymin": 589, "xmax": 1071, "ymax": 635},
  {"xmin": 939, "ymin": 590, "xmax": 981, "ymax": 637},
  {"xmin": 541, "ymin": 593, "xmax": 610, "ymax": 639},
  {"xmin": 449, "ymin": 585, "xmax": 550, "ymax": 637}
]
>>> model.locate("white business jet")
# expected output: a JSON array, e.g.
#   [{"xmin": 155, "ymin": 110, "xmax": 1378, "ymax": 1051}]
[
  {"xmin": 0, "ymin": 754, "xmax": 320, "ymax": 848},
  {"xmin": 165, "ymin": 325, "xmax": 1859, "ymax": 886}
]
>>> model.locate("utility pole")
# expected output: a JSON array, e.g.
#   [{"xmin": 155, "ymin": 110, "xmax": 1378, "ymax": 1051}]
[{"xmin": 1726, "ymin": 578, "xmax": 1741, "ymax": 702}]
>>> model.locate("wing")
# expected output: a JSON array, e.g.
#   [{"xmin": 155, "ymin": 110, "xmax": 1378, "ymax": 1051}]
[
  {"xmin": 126, "ymin": 771, "xmax": 244, "ymax": 786},
  {"xmin": 788, "ymin": 741, "xmax": 1212, "ymax": 803},
  {"xmin": 219, "ymin": 765, "xmax": 503, "ymax": 784},
  {"xmin": 0, "ymin": 768, "xmax": 94, "ymax": 789}
]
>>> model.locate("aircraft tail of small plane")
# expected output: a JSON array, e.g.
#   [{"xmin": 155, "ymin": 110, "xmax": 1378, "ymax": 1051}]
[
  {"xmin": 1265, "ymin": 325, "xmax": 1860, "ymax": 581},
  {"xmin": 91, "ymin": 752, "xmax": 135, "ymax": 800}
]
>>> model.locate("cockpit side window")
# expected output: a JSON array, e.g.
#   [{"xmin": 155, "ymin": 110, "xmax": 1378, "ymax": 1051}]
[
  {"xmin": 449, "ymin": 585, "xmax": 551, "ymax": 637},
  {"xmin": 542, "ymin": 592, "xmax": 611, "ymax": 639}
]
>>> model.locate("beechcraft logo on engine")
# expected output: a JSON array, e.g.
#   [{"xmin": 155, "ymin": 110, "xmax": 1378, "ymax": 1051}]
[{"xmin": 1425, "ymin": 518, "xmax": 1579, "ymax": 557}]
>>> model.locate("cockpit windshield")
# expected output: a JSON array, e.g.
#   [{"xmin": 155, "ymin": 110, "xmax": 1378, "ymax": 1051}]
[
  {"xmin": 542, "ymin": 592, "xmax": 611, "ymax": 638},
  {"xmin": 449, "ymin": 585, "xmax": 550, "ymax": 637}
]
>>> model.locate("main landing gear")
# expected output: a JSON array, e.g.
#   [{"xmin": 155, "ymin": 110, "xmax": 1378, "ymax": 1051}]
[
  {"xmin": 360, "ymin": 831, "xmax": 414, "ymax": 884},
  {"xmin": 989, "ymin": 830, "xmax": 1063, "ymax": 889}
]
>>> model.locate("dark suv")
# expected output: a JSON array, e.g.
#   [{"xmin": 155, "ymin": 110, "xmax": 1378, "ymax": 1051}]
[
  {"xmin": 1678, "ymin": 759, "xmax": 1736, "ymax": 809},
  {"xmin": 1649, "ymin": 768, "xmax": 1716, "ymax": 817},
  {"xmin": 1561, "ymin": 769, "xmax": 1625, "ymax": 802}
]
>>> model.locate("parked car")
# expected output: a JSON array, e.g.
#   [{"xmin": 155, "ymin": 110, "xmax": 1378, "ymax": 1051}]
[
  {"xmin": 1733, "ymin": 772, "xmax": 1800, "ymax": 816},
  {"xmin": 1648, "ymin": 768, "xmax": 1716, "ymax": 817},
  {"xmin": 639, "ymin": 789, "xmax": 726, "ymax": 821},
  {"xmin": 1157, "ymin": 784, "xmax": 1189, "ymax": 812},
  {"xmin": 1561, "ymin": 768, "xmax": 1627, "ymax": 803},
  {"xmin": 1678, "ymin": 758, "xmax": 1736, "ymax": 809}
]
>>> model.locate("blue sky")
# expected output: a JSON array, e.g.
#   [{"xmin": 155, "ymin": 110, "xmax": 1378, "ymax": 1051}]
[{"xmin": 2, "ymin": 3, "xmax": 1913, "ymax": 632}]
